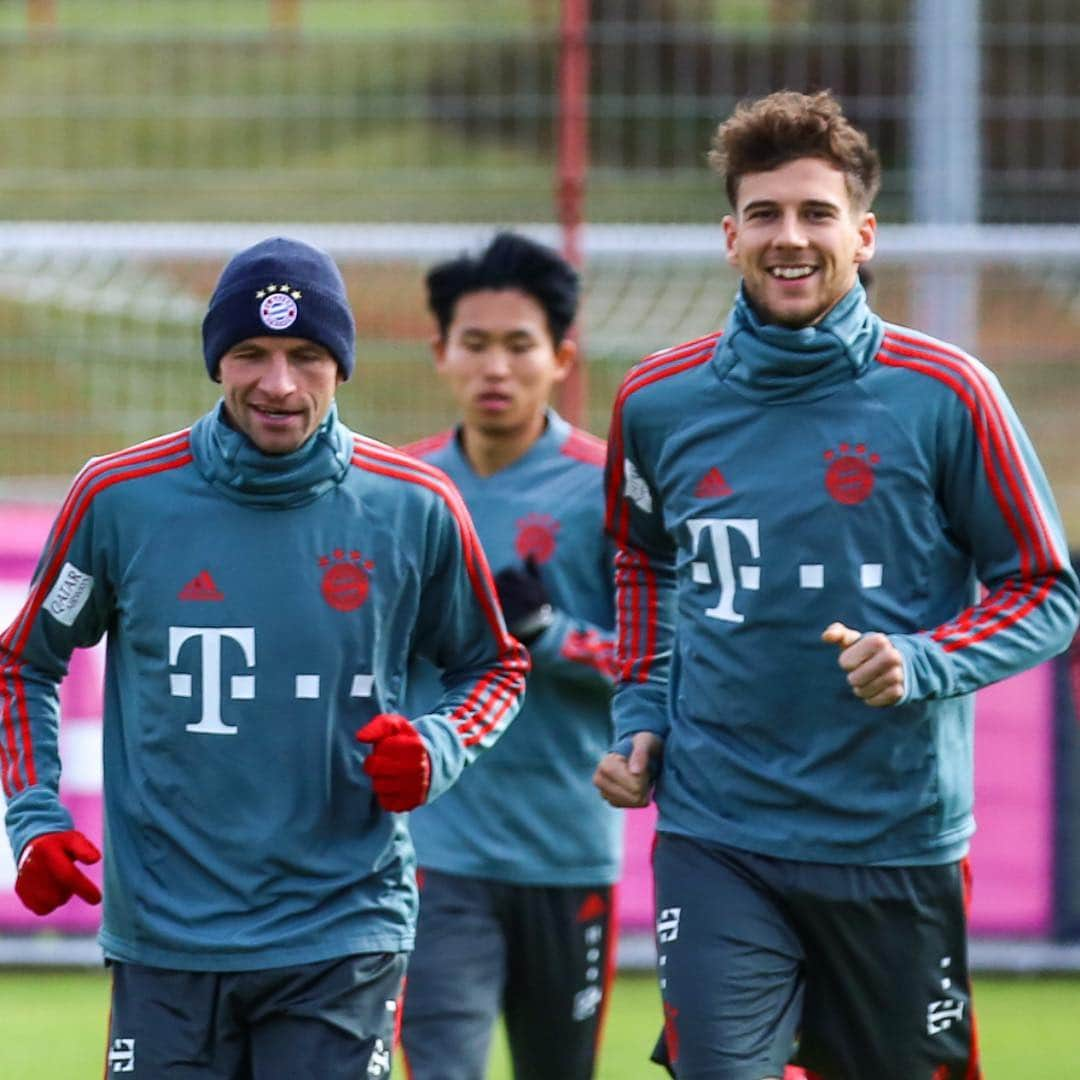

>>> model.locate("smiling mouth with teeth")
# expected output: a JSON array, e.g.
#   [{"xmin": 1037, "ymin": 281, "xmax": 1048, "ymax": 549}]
[{"xmin": 770, "ymin": 266, "xmax": 815, "ymax": 279}]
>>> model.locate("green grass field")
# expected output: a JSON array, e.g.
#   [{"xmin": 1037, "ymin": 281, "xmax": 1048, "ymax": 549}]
[{"xmin": 0, "ymin": 967, "xmax": 1076, "ymax": 1077}]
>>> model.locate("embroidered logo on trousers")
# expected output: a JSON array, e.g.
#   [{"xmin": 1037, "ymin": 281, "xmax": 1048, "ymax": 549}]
[
  {"xmin": 656, "ymin": 907, "xmax": 682, "ymax": 943},
  {"xmin": 108, "ymin": 1037, "xmax": 135, "ymax": 1072}
]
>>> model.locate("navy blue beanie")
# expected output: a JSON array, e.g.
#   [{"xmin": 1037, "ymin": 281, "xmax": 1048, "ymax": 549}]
[{"xmin": 202, "ymin": 237, "xmax": 356, "ymax": 380}]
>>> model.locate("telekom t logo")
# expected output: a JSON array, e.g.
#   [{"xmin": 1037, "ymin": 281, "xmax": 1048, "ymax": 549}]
[
  {"xmin": 169, "ymin": 626, "xmax": 255, "ymax": 734},
  {"xmin": 168, "ymin": 626, "xmax": 376, "ymax": 735},
  {"xmin": 687, "ymin": 517, "xmax": 760, "ymax": 623}
]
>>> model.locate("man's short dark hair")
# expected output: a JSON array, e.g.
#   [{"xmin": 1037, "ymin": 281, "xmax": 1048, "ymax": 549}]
[
  {"xmin": 426, "ymin": 232, "xmax": 580, "ymax": 345},
  {"xmin": 709, "ymin": 89, "xmax": 881, "ymax": 213}
]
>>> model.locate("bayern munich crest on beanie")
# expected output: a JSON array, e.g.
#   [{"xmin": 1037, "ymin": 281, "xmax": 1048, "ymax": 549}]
[{"xmin": 201, "ymin": 236, "xmax": 356, "ymax": 380}]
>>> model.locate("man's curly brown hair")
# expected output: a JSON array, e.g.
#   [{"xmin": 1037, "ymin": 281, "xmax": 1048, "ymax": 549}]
[{"xmin": 709, "ymin": 90, "xmax": 881, "ymax": 213}]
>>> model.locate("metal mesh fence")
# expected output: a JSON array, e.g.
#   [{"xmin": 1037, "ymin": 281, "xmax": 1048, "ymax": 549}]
[
  {"xmin": 2, "ymin": 223, "xmax": 1079, "ymax": 542},
  {"xmin": 0, "ymin": 1, "xmax": 1077, "ymax": 223},
  {"xmin": 0, "ymin": 0, "xmax": 1077, "ymax": 544}
]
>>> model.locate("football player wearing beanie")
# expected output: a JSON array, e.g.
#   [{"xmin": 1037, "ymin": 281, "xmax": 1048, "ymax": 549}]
[
  {"xmin": 201, "ymin": 235, "xmax": 356, "ymax": 456},
  {"xmin": 1, "ymin": 236, "xmax": 528, "ymax": 1077}
]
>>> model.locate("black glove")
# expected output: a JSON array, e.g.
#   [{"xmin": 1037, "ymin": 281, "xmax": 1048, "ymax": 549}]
[{"xmin": 494, "ymin": 556, "xmax": 555, "ymax": 645}]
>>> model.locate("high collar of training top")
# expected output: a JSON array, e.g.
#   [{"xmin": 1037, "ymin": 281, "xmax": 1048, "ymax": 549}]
[
  {"xmin": 714, "ymin": 279, "xmax": 884, "ymax": 404},
  {"xmin": 190, "ymin": 401, "xmax": 352, "ymax": 509}
]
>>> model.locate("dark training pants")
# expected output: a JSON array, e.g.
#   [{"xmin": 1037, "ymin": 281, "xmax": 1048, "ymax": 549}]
[
  {"xmin": 651, "ymin": 832, "xmax": 981, "ymax": 1080},
  {"xmin": 107, "ymin": 951, "xmax": 406, "ymax": 1079},
  {"xmin": 400, "ymin": 869, "xmax": 616, "ymax": 1080}
]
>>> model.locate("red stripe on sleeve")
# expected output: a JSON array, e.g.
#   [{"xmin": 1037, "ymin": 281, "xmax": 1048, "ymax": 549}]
[
  {"xmin": 605, "ymin": 339, "xmax": 715, "ymax": 683},
  {"xmin": 942, "ymin": 577, "xmax": 1058, "ymax": 652},
  {"xmin": 2, "ymin": 433, "xmax": 192, "ymax": 659},
  {"xmin": 398, "ymin": 430, "xmax": 454, "ymax": 460},
  {"xmin": 560, "ymin": 627, "xmax": 618, "ymax": 679},
  {"xmin": 561, "ymin": 427, "xmax": 606, "ymax": 466},
  {"xmin": 604, "ymin": 337, "xmax": 718, "ymax": 534},
  {"xmin": 350, "ymin": 439, "xmax": 528, "ymax": 746},
  {"xmin": 0, "ymin": 434, "xmax": 192, "ymax": 796},
  {"xmin": 878, "ymin": 334, "xmax": 1062, "ymax": 650},
  {"xmin": 883, "ymin": 332, "xmax": 1058, "ymax": 574}
]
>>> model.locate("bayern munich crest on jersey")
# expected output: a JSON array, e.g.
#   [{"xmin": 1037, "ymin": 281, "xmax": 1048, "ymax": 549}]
[
  {"xmin": 318, "ymin": 549, "xmax": 374, "ymax": 611},
  {"xmin": 257, "ymin": 284, "xmax": 301, "ymax": 331},
  {"xmin": 824, "ymin": 442, "xmax": 879, "ymax": 505},
  {"xmin": 515, "ymin": 512, "xmax": 560, "ymax": 563}
]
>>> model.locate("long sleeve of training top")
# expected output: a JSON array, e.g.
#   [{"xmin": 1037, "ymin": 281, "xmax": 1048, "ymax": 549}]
[
  {"xmin": 526, "ymin": 604, "xmax": 618, "ymax": 690},
  {"xmin": 0, "ymin": 404, "xmax": 528, "ymax": 970},
  {"xmin": 351, "ymin": 433, "xmax": 530, "ymax": 800},
  {"xmin": 875, "ymin": 325, "xmax": 1077, "ymax": 701},
  {"xmin": 402, "ymin": 412, "xmax": 622, "ymax": 886},
  {"xmin": 605, "ymin": 284, "xmax": 1079, "ymax": 865},
  {"xmin": 603, "ymin": 335, "xmax": 706, "ymax": 745}
]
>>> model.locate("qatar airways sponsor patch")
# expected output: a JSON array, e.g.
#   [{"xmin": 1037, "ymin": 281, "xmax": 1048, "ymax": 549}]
[
  {"xmin": 623, "ymin": 458, "xmax": 653, "ymax": 513},
  {"xmin": 44, "ymin": 561, "xmax": 94, "ymax": 626}
]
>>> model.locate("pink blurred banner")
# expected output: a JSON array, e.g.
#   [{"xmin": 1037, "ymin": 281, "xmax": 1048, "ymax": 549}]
[
  {"xmin": 0, "ymin": 503, "xmax": 104, "ymax": 932},
  {"xmin": 0, "ymin": 501, "xmax": 1058, "ymax": 938}
]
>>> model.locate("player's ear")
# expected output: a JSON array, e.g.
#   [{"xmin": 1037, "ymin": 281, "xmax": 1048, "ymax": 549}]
[
  {"xmin": 722, "ymin": 214, "xmax": 740, "ymax": 268},
  {"xmin": 431, "ymin": 334, "xmax": 447, "ymax": 369},
  {"xmin": 854, "ymin": 211, "xmax": 876, "ymax": 265},
  {"xmin": 551, "ymin": 335, "xmax": 577, "ymax": 384}
]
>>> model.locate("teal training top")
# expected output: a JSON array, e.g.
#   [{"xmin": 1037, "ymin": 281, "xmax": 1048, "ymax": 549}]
[
  {"xmin": 404, "ymin": 411, "xmax": 623, "ymax": 886},
  {"xmin": 1, "ymin": 402, "xmax": 528, "ymax": 970},
  {"xmin": 606, "ymin": 282, "xmax": 1080, "ymax": 866}
]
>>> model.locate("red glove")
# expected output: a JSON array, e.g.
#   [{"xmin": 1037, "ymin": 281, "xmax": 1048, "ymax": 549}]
[
  {"xmin": 15, "ymin": 830, "xmax": 102, "ymax": 916},
  {"xmin": 356, "ymin": 713, "xmax": 431, "ymax": 812}
]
